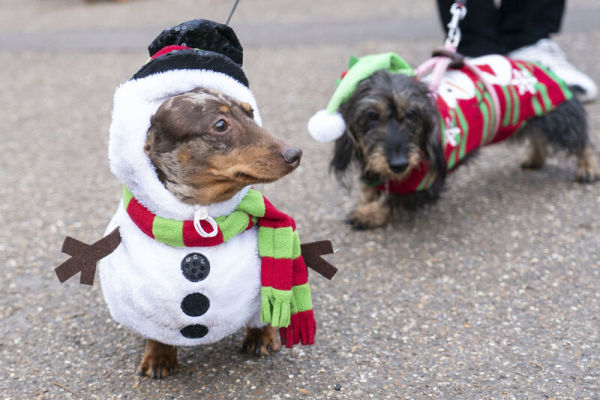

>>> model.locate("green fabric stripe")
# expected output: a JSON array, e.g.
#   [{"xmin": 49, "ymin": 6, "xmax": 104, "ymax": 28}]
[
  {"xmin": 260, "ymin": 287, "xmax": 292, "ymax": 327},
  {"xmin": 258, "ymin": 226, "xmax": 294, "ymax": 258},
  {"xmin": 122, "ymin": 186, "xmax": 134, "ymax": 209},
  {"xmin": 535, "ymin": 81, "xmax": 553, "ymax": 112},
  {"xmin": 476, "ymin": 83, "xmax": 490, "ymax": 145},
  {"xmin": 531, "ymin": 95, "xmax": 543, "ymax": 116},
  {"xmin": 152, "ymin": 216, "xmax": 184, "ymax": 247},
  {"xmin": 292, "ymin": 231, "xmax": 301, "ymax": 259},
  {"xmin": 422, "ymin": 171, "xmax": 438, "ymax": 191},
  {"xmin": 416, "ymin": 171, "xmax": 432, "ymax": 191},
  {"xmin": 238, "ymin": 189, "xmax": 266, "ymax": 217},
  {"xmin": 273, "ymin": 227, "xmax": 294, "ymax": 259},
  {"xmin": 501, "ymin": 85, "xmax": 512, "ymax": 127},
  {"xmin": 447, "ymin": 146, "xmax": 458, "ymax": 170},
  {"xmin": 258, "ymin": 227, "xmax": 274, "ymax": 257},
  {"xmin": 510, "ymin": 85, "xmax": 520, "ymax": 126},
  {"xmin": 215, "ymin": 210, "xmax": 251, "ymax": 242},
  {"xmin": 542, "ymin": 65, "xmax": 573, "ymax": 101},
  {"xmin": 454, "ymin": 105, "xmax": 469, "ymax": 160},
  {"xmin": 290, "ymin": 283, "xmax": 313, "ymax": 313}
]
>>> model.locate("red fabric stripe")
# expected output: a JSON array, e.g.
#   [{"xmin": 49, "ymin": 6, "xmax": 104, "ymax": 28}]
[
  {"xmin": 279, "ymin": 310, "xmax": 316, "ymax": 347},
  {"xmin": 150, "ymin": 45, "xmax": 192, "ymax": 60},
  {"xmin": 127, "ymin": 197, "xmax": 155, "ymax": 239},
  {"xmin": 262, "ymin": 196, "xmax": 296, "ymax": 230},
  {"xmin": 292, "ymin": 257, "xmax": 308, "ymax": 286},
  {"xmin": 260, "ymin": 257, "xmax": 292, "ymax": 290},
  {"xmin": 534, "ymin": 64, "xmax": 569, "ymax": 106},
  {"xmin": 258, "ymin": 219, "xmax": 295, "ymax": 229},
  {"xmin": 376, "ymin": 161, "xmax": 430, "ymax": 194},
  {"xmin": 246, "ymin": 215, "xmax": 255, "ymax": 230},
  {"xmin": 182, "ymin": 220, "xmax": 224, "ymax": 247}
]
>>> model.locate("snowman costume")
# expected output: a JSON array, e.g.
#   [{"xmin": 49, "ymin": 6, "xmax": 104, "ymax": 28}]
[{"xmin": 98, "ymin": 20, "xmax": 316, "ymax": 347}]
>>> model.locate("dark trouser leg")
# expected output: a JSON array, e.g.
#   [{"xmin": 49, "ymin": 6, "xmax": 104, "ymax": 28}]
[
  {"xmin": 498, "ymin": 0, "xmax": 565, "ymax": 52},
  {"xmin": 436, "ymin": 0, "xmax": 565, "ymax": 56}
]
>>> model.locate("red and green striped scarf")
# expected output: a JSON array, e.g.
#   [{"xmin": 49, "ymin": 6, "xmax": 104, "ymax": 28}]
[{"xmin": 123, "ymin": 186, "xmax": 315, "ymax": 347}]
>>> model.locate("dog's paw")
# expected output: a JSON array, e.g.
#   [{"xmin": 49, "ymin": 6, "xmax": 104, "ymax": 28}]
[
  {"xmin": 137, "ymin": 340, "xmax": 178, "ymax": 379},
  {"xmin": 521, "ymin": 159, "xmax": 545, "ymax": 169},
  {"xmin": 575, "ymin": 168, "xmax": 600, "ymax": 183},
  {"xmin": 575, "ymin": 148, "xmax": 600, "ymax": 183},
  {"xmin": 242, "ymin": 326, "xmax": 281, "ymax": 356},
  {"xmin": 346, "ymin": 202, "xmax": 390, "ymax": 230}
]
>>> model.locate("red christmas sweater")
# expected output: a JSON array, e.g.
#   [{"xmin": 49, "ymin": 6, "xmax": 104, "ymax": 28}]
[{"xmin": 374, "ymin": 55, "xmax": 573, "ymax": 194}]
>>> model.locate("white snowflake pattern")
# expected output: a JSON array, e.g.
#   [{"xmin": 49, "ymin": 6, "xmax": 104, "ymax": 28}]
[
  {"xmin": 511, "ymin": 68, "xmax": 538, "ymax": 95},
  {"xmin": 444, "ymin": 116, "xmax": 461, "ymax": 147}
]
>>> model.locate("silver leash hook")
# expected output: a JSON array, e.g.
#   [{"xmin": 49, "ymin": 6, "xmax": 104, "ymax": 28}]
[{"xmin": 445, "ymin": 2, "xmax": 467, "ymax": 49}]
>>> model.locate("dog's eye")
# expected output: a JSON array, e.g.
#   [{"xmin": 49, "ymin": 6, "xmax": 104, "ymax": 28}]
[
  {"xmin": 213, "ymin": 119, "xmax": 229, "ymax": 133},
  {"xmin": 365, "ymin": 110, "xmax": 379, "ymax": 121},
  {"xmin": 405, "ymin": 109, "xmax": 417, "ymax": 119}
]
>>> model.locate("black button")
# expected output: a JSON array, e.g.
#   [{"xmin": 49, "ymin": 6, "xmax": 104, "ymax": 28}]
[
  {"xmin": 181, "ymin": 253, "xmax": 210, "ymax": 282},
  {"xmin": 180, "ymin": 293, "xmax": 210, "ymax": 317},
  {"xmin": 180, "ymin": 324, "xmax": 208, "ymax": 339}
]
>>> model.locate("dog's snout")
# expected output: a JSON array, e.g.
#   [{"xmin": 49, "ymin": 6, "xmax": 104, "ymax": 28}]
[
  {"xmin": 388, "ymin": 155, "xmax": 409, "ymax": 173},
  {"xmin": 282, "ymin": 147, "xmax": 303, "ymax": 165}
]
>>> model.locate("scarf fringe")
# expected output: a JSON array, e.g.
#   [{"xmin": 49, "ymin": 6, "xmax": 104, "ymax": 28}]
[
  {"xmin": 279, "ymin": 310, "xmax": 316, "ymax": 348},
  {"xmin": 260, "ymin": 287, "xmax": 292, "ymax": 328}
]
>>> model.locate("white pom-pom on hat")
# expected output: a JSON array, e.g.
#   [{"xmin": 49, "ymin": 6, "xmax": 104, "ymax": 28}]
[
  {"xmin": 307, "ymin": 109, "xmax": 346, "ymax": 142},
  {"xmin": 307, "ymin": 53, "xmax": 416, "ymax": 143}
]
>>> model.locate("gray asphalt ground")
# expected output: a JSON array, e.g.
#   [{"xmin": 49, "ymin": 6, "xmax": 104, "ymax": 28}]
[{"xmin": 1, "ymin": 0, "xmax": 600, "ymax": 399}]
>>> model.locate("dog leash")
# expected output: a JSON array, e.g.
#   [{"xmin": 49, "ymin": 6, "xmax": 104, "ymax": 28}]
[
  {"xmin": 225, "ymin": 0, "xmax": 240, "ymax": 25},
  {"xmin": 414, "ymin": 0, "xmax": 501, "ymax": 142}
]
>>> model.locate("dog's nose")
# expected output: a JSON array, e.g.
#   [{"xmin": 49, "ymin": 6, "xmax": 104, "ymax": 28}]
[
  {"xmin": 282, "ymin": 148, "xmax": 303, "ymax": 165},
  {"xmin": 389, "ymin": 157, "xmax": 409, "ymax": 173}
]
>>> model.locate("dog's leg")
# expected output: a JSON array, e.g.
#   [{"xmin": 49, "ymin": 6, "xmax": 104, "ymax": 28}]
[
  {"xmin": 521, "ymin": 131, "xmax": 547, "ymax": 169},
  {"xmin": 575, "ymin": 146, "xmax": 600, "ymax": 183},
  {"xmin": 137, "ymin": 339, "xmax": 178, "ymax": 379},
  {"xmin": 242, "ymin": 325, "xmax": 281, "ymax": 356},
  {"xmin": 347, "ymin": 185, "xmax": 392, "ymax": 230}
]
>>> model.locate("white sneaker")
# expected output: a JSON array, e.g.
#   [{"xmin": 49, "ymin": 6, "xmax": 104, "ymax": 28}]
[{"xmin": 508, "ymin": 38, "xmax": 598, "ymax": 103}]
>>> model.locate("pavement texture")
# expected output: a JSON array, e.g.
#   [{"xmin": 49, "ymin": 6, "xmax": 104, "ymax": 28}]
[{"xmin": 1, "ymin": 0, "xmax": 600, "ymax": 399}]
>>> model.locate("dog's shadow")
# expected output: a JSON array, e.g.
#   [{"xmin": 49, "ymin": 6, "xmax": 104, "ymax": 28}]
[{"xmin": 383, "ymin": 152, "xmax": 582, "ymax": 246}]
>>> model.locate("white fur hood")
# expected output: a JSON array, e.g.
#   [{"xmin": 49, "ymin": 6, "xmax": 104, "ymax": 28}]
[{"xmin": 107, "ymin": 69, "xmax": 263, "ymax": 220}]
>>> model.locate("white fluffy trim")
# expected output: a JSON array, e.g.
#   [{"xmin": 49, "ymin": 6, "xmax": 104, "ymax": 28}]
[
  {"xmin": 307, "ymin": 109, "xmax": 346, "ymax": 142},
  {"xmin": 108, "ymin": 69, "xmax": 261, "ymax": 220}
]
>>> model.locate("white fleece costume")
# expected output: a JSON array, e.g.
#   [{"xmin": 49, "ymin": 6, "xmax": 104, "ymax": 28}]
[{"xmin": 98, "ymin": 35, "xmax": 267, "ymax": 346}]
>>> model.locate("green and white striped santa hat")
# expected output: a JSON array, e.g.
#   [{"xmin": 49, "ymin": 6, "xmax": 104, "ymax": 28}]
[{"xmin": 307, "ymin": 52, "xmax": 415, "ymax": 142}]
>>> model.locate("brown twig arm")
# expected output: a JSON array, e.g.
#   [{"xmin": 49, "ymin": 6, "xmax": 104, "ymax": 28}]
[{"xmin": 55, "ymin": 227, "xmax": 121, "ymax": 286}]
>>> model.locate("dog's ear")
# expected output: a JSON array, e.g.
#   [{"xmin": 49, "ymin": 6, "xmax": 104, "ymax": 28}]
[{"xmin": 329, "ymin": 132, "xmax": 355, "ymax": 178}]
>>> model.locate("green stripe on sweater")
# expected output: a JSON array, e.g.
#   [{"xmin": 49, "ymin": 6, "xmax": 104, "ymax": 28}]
[
  {"xmin": 510, "ymin": 85, "xmax": 520, "ymax": 126},
  {"xmin": 535, "ymin": 81, "xmax": 553, "ymax": 112},
  {"xmin": 541, "ymin": 66, "xmax": 573, "ymax": 101},
  {"xmin": 454, "ymin": 105, "xmax": 469, "ymax": 161},
  {"xmin": 501, "ymin": 85, "xmax": 512, "ymax": 127}
]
